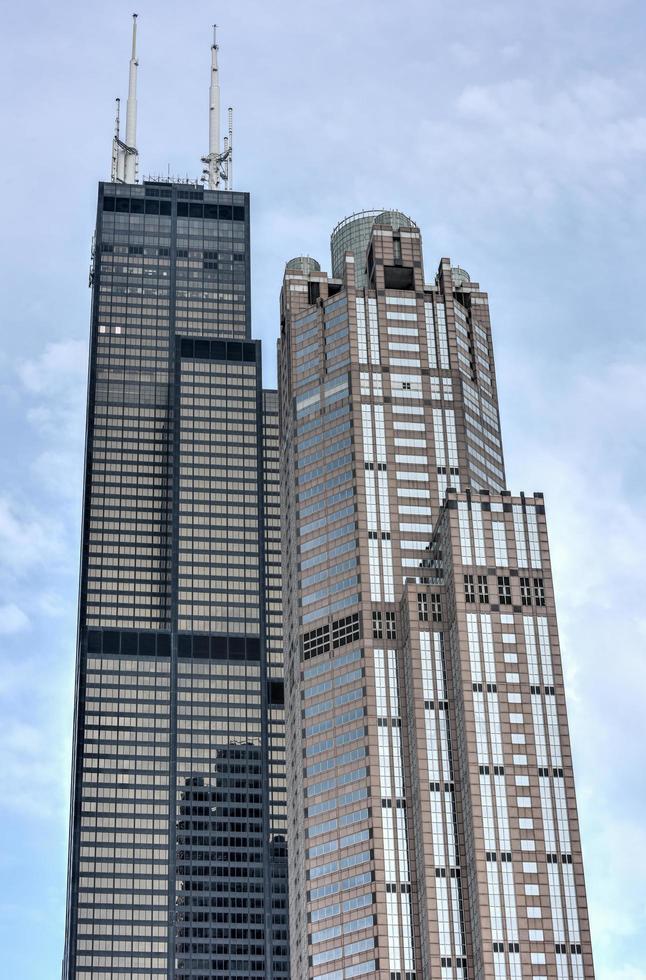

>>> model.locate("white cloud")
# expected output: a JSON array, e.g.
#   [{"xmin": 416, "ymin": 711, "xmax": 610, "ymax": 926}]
[
  {"xmin": 31, "ymin": 449, "xmax": 83, "ymax": 501},
  {"xmin": 16, "ymin": 340, "xmax": 87, "ymax": 457},
  {"xmin": 448, "ymin": 42, "xmax": 480, "ymax": 68},
  {"xmin": 0, "ymin": 717, "xmax": 69, "ymax": 821},
  {"xmin": 0, "ymin": 496, "xmax": 68, "ymax": 576},
  {"xmin": 603, "ymin": 968, "xmax": 646, "ymax": 980},
  {"xmin": 500, "ymin": 43, "xmax": 521, "ymax": 61},
  {"xmin": 17, "ymin": 339, "xmax": 87, "ymax": 397},
  {"xmin": 0, "ymin": 604, "xmax": 30, "ymax": 635},
  {"xmin": 0, "ymin": 644, "xmax": 74, "ymax": 823},
  {"xmin": 37, "ymin": 591, "xmax": 72, "ymax": 619},
  {"xmin": 413, "ymin": 72, "xmax": 646, "ymax": 220}
]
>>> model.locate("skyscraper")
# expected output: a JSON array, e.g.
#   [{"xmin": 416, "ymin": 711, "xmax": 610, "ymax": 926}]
[
  {"xmin": 278, "ymin": 212, "xmax": 594, "ymax": 978},
  {"xmin": 63, "ymin": 20, "xmax": 287, "ymax": 979}
]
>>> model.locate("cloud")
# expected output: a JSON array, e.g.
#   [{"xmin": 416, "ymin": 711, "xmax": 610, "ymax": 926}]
[
  {"xmin": 0, "ymin": 717, "xmax": 69, "ymax": 821},
  {"xmin": 500, "ymin": 43, "xmax": 521, "ymax": 61},
  {"xmin": 17, "ymin": 339, "xmax": 87, "ymax": 397},
  {"xmin": 0, "ymin": 641, "xmax": 74, "ymax": 824},
  {"xmin": 0, "ymin": 604, "xmax": 30, "ymax": 635},
  {"xmin": 0, "ymin": 496, "xmax": 68, "ymax": 577},
  {"xmin": 31, "ymin": 449, "xmax": 83, "ymax": 501},
  {"xmin": 13, "ymin": 341, "xmax": 87, "ymax": 505},
  {"xmin": 605, "ymin": 969, "xmax": 646, "ymax": 980},
  {"xmin": 413, "ymin": 72, "xmax": 646, "ymax": 221},
  {"xmin": 17, "ymin": 339, "xmax": 87, "ymax": 448},
  {"xmin": 37, "ymin": 592, "xmax": 72, "ymax": 619},
  {"xmin": 448, "ymin": 42, "xmax": 480, "ymax": 69}
]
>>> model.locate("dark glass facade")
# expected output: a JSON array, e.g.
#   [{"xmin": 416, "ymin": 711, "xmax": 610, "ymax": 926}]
[{"xmin": 63, "ymin": 181, "xmax": 288, "ymax": 978}]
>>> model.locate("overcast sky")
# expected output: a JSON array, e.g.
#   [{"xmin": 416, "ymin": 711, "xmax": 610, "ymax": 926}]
[{"xmin": 0, "ymin": 1, "xmax": 645, "ymax": 976}]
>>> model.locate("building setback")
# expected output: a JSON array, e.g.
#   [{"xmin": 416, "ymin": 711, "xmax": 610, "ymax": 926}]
[
  {"xmin": 278, "ymin": 211, "xmax": 594, "ymax": 979},
  {"xmin": 62, "ymin": 22, "xmax": 287, "ymax": 980}
]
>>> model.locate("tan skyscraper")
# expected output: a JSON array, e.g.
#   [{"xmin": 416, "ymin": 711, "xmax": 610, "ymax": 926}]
[{"xmin": 278, "ymin": 212, "xmax": 594, "ymax": 979}]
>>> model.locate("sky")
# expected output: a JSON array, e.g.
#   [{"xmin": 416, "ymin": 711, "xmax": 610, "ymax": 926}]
[{"xmin": 0, "ymin": 0, "xmax": 644, "ymax": 976}]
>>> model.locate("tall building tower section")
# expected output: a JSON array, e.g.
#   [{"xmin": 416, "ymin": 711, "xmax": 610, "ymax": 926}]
[
  {"xmin": 278, "ymin": 212, "xmax": 594, "ymax": 978},
  {"xmin": 401, "ymin": 489, "xmax": 593, "ymax": 979},
  {"xmin": 63, "ymin": 22, "xmax": 287, "ymax": 980}
]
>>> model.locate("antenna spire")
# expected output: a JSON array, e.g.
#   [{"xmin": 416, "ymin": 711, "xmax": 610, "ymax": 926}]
[
  {"xmin": 207, "ymin": 24, "xmax": 221, "ymax": 188},
  {"xmin": 124, "ymin": 14, "xmax": 139, "ymax": 182},
  {"xmin": 111, "ymin": 14, "xmax": 139, "ymax": 183},
  {"xmin": 201, "ymin": 25, "xmax": 233, "ymax": 190}
]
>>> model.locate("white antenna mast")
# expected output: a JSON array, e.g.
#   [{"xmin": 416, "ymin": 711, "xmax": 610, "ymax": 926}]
[
  {"xmin": 207, "ymin": 25, "xmax": 221, "ymax": 189},
  {"xmin": 124, "ymin": 13, "xmax": 139, "ymax": 182},
  {"xmin": 201, "ymin": 25, "xmax": 233, "ymax": 189},
  {"xmin": 111, "ymin": 14, "xmax": 139, "ymax": 183}
]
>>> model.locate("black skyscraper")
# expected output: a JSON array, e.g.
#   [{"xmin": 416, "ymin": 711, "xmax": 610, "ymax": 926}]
[{"xmin": 62, "ymin": 147, "xmax": 287, "ymax": 980}]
